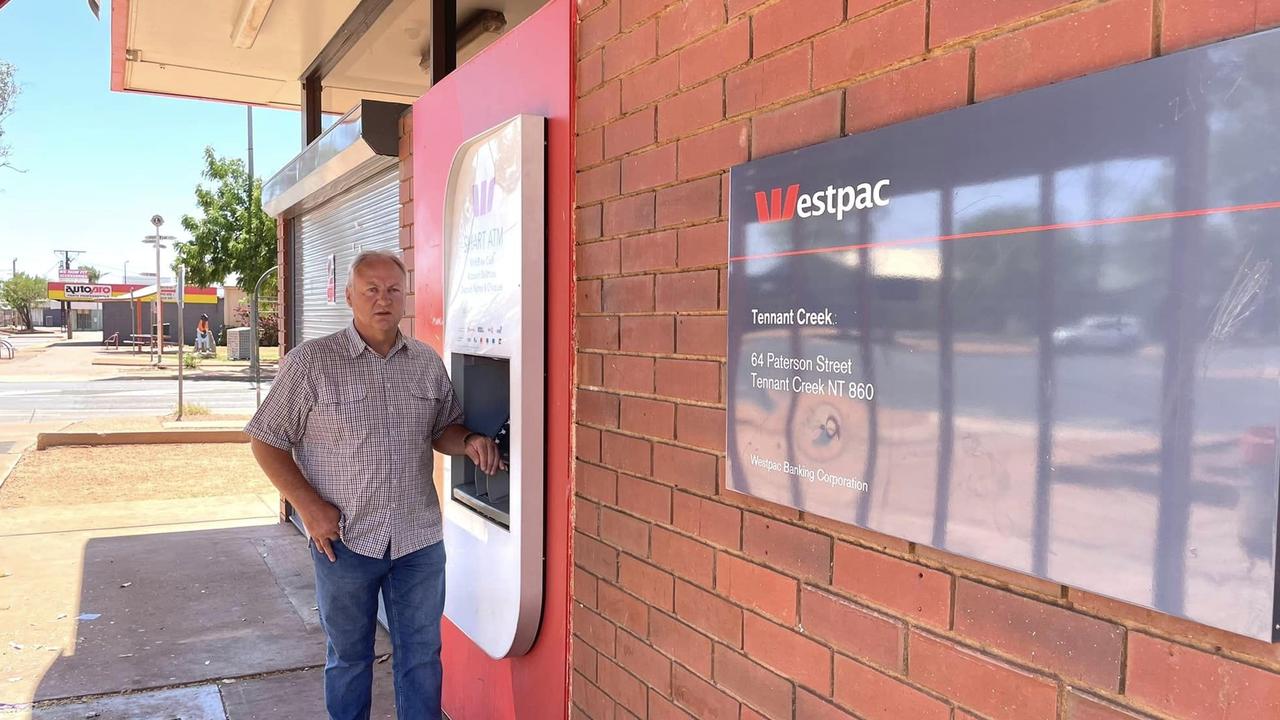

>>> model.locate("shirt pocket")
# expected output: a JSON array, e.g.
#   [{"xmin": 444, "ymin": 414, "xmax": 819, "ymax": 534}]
[
  {"xmin": 396, "ymin": 382, "xmax": 446, "ymax": 441},
  {"xmin": 308, "ymin": 382, "xmax": 370, "ymax": 445}
]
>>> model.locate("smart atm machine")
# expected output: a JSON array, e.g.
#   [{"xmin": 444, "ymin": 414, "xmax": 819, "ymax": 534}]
[{"xmin": 441, "ymin": 115, "xmax": 545, "ymax": 658}]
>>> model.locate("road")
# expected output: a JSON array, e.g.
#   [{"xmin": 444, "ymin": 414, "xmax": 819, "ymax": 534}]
[{"xmin": 0, "ymin": 378, "xmax": 271, "ymax": 422}]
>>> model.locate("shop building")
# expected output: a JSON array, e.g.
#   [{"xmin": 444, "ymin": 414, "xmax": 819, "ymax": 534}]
[{"xmin": 111, "ymin": 1, "xmax": 1280, "ymax": 718}]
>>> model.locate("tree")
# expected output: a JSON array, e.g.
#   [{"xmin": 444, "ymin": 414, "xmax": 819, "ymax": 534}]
[
  {"xmin": 176, "ymin": 147, "xmax": 277, "ymax": 292},
  {"xmin": 76, "ymin": 265, "xmax": 103, "ymax": 282},
  {"xmin": 0, "ymin": 272, "xmax": 47, "ymax": 330},
  {"xmin": 0, "ymin": 60, "xmax": 20, "ymax": 175}
]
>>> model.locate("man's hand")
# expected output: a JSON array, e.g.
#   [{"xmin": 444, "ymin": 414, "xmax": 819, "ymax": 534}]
[
  {"xmin": 298, "ymin": 499, "xmax": 342, "ymax": 562},
  {"xmin": 465, "ymin": 433, "xmax": 506, "ymax": 476}
]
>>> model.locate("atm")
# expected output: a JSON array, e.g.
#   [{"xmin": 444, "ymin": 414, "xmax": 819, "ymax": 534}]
[{"xmin": 441, "ymin": 115, "xmax": 545, "ymax": 659}]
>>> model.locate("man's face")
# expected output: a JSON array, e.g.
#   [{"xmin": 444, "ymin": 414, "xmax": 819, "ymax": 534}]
[{"xmin": 346, "ymin": 258, "xmax": 406, "ymax": 334}]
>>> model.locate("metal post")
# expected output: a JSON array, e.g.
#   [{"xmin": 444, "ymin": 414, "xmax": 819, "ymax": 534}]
[
  {"xmin": 177, "ymin": 267, "xmax": 185, "ymax": 420},
  {"xmin": 253, "ymin": 265, "xmax": 279, "ymax": 407},
  {"xmin": 154, "ymin": 234, "xmax": 162, "ymax": 363}
]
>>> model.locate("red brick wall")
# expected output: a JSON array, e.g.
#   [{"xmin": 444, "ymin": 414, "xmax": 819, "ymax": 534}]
[
  {"xmin": 571, "ymin": 2, "xmax": 1280, "ymax": 720},
  {"xmin": 398, "ymin": 109, "xmax": 416, "ymax": 340}
]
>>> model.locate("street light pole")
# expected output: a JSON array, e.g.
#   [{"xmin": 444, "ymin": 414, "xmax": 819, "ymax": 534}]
[{"xmin": 143, "ymin": 215, "xmax": 176, "ymax": 366}]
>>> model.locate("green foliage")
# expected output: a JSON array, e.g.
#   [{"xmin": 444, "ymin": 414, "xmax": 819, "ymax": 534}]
[
  {"xmin": 0, "ymin": 272, "xmax": 47, "ymax": 330},
  {"xmin": 176, "ymin": 147, "xmax": 277, "ymax": 293},
  {"xmin": 182, "ymin": 352, "xmax": 201, "ymax": 370},
  {"xmin": 76, "ymin": 265, "xmax": 103, "ymax": 283},
  {"xmin": 0, "ymin": 60, "xmax": 19, "ymax": 175}
]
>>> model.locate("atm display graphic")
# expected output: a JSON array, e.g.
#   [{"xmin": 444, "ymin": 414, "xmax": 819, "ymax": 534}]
[{"xmin": 727, "ymin": 30, "xmax": 1280, "ymax": 640}]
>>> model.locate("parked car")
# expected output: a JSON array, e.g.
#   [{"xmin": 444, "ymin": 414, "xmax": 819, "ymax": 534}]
[{"xmin": 1052, "ymin": 315, "xmax": 1143, "ymax": 353}]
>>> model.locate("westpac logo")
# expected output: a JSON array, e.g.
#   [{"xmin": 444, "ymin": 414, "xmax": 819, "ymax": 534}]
[
  {"xmin": 471, "ymin": 178, "xmax": 497, "ymax": 217},
  {"xmin": 755, "ymin": 179, "xmax": 892, "ymax": 223}
]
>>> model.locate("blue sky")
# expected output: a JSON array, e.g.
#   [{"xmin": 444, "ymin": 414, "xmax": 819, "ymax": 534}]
[{"xmin": 0, "ymin": 0, "xmax": 300, "ymax": 283}]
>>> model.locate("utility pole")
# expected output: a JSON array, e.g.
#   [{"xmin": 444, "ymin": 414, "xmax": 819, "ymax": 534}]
[
  {"xmin": 53, "ymin": 249, "xmax": 84, "ymax": 339},
  {"xmin": 143, "ymin": 217, "xmax": 175, "ymax": 365},
  {"xmin": 247, "ymin": 105, "xmax": 255, "ymax": 258}
]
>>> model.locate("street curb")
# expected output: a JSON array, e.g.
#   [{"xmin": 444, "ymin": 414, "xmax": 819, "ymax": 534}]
[{"xmin": 36, "ymin": 429, "xmax": 249, "ymax": 450}]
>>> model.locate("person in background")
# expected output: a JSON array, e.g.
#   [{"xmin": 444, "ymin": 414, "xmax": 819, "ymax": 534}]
[{"xmin": 194, "ymin": 313, "xmax": 214, "ymax": 356}]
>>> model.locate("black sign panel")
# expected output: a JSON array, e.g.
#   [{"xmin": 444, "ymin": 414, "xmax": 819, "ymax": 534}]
[{"xmin": 727, "ymin": 29, "xmax": 1280, "ymax": 640}]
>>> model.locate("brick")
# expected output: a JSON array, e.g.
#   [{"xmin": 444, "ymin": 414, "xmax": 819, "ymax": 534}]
[
  {"xmin": 617, "ymin": 629, "xmax": 673, "ymax": 694},
  {"xmin": 577, "ymin": 424, "xmax": 601, "ymax": 462},
  {"xmin": 909, "ymin": 631, "xmax": 1058, "ymax": 720},
  {"xmin": 676, "ymin": 314, "xmax": 726, "ymax": 356},
  {"xmin": 623, "ymin": 0, "xmax": 676, "ymax": 28},
  {"xmin": 726, "ymin": 44, "xmax": 811, "ymax": 116},
  {"xmin": 581, "ymin": 160, "xmax": 619, "ymax": 203},
  {"xmin": 713, "ymin": 644, "xmax": 794, "ymax": 719},
  {"xmin": 576, "ymin": 530, "xmax": 619, "ymax": 579},
  {"xmin": 577, "ymin": 460, "xmax": 618, "ymax": 504},
  {"xmin": 579, "ymin": 238, "xmax": 620, "ymax": 276},
  {"xmin": 602, "ymin": 274, "xmax": 655, "ymax": 312},
  {"xmin": 931, "ymin": 0, "xmax": 1074, "ymax": 47},
  {"xmin": 677, "ymin": 121, "xmax": 749, "ymax": 180},
  {"xmin": 1263, "ymin": 0, "xmax": 1280, "ymax": 28},
  {"xmin": 974, "ymin": 0, "xmax": 1152, "ymax": 101},
  {"xmin": 573, "ymin": 635, "xmax": 598, "ymax": 681},
  {"xmin": 651, "ymin": 526, "xmax": 715, "ymax": 586},
  {"xmin": 622, "ymin": 230, "xmax": 678, "ymax": 272},
  {"xmin": 651, "ymin": 610, "xmax": 714, "ymax": 675},
  {"xmin": 578, "ymin": 351, "xmax": 604, "ymax": 385},
  {"xmin": 655, "ymin": 358, "xmax": 720, "ymax": 403},
  {"xmin": 579, "ymin": 316, "xmax": 619, "ymax": 351},
  {"xmin": 602, "ymin": 431, "xmax": 653, "ymax": 475},
  {"xmin": 834, "ymin": 655, "xmax": 950, "ymax": 720},
  {"xmin": 675, "ymin": 404, "xmax": 726, "ymax": 451},
  {"xmin": 603, "ymin": 354, "xmax": 654, "ymax": 393},
  {"xmin": 619, "ymin": 555, "xmax": 676, "ymax": 610},
  {"xmin": 598, "ymin": 655, "xmax": 647, "ymax": 717},
  {"xmin": 599, "ymin": 581, "xmax": 649, "ymax": 635},
  {"xmin": 577, "ymin": 204, "xmax": 603, "ymax": 240},
  {"xmin": 744, "ymin": 613, "xmax": 832, "ymax": 694},
  {"xmin": 579, "ymin": 48, "xmax": 604, "ymax": 93},
  {"xmin": 622, "ymin": 144, "xmax": 678, "ymax": 193},
  {"xmin": 753, "ymin": 0, "xmax": 843, "ymax": 58},
  {"xmin": 620, "ymin": 314, "xmax": 675, "ymax": 353},
  {"xmin": 603, "ymin": 192, "xmax": 657, "ymax": 235},
  {"xmin": 622, "ymin": 53, "xmax": 680, "ymax": 111},
  {"xmin": 656, "ymin": 175, "xmax": 721, "ymax": 227},
  {"xmin": 674, "ymin": 579, "xmax": 743, "ymax": 646},
  {"xmin": 1163, "ymin": 0, "xmax": 1255, "ymax": 53},
  {"xmin": 716, "ymin": 552, "xmax": 798, "ymax": 624},
  {"xmin": 913, "ymin": 542, "xmax": 1061, "ymax": 600},
  {"xmin": 604, "ymin": 106, "xmax": 657, "ymax": 158},
  {"xmin": 796, "ymin": 691, "xmax": 858, "ymax": 720},
  {"xmin": 604, "ymin": 21, "xmax": 658, "ymax": 80},
  {"xmin": 742, "ymin": 513, "xmax": 832, "ymax": 583},
  {"xmin": 578, "ymin": 127, "xmax": 604, "ymax": 170},
  {"xmin": 832, "ymin": 542, "xmax": 950, "ymax": 627},
  {"xmin": 658, "ymin": 80, "xmax": 725, "ymax": 141},
  {"xmin": 849, "ymin": 50, "xmax": 967, "ymax": 135},
  {"xmin": 653, "ymin": 442, "xmax": 718, "ymax": 493},
  {"xmin": 576, "ymin": 565, "xmax": 600, "ymax": 610},
  {"xmin": 578, "ymin": 498, "xmax": 601, "ymax": 538},
  {"xmin": 676, "ymin": 222, "xmax": 727, "ymax": 267},
  {"xmin": 1126, "ymin": 633, "xmax": 1280, "ymax": 720},
  {"xmin": 800, "ymin": 587, "xmax": 903, "ymax": 670},
  {"xmin": 601, "ymin": 507, "xmax": 651, "ymax": 555},
  {"xmin": 728, "ymin": 0, "xmax": 769, "ymax": 16},
  {"xmin": 578, "ymin": 278, "xmax": 602, "ymax": 314},
  {"xmin": 812, "ymin": 0, "xmax": 926, "ymax": 88},
  {"xmin": 574, "ymin": 602, "xmax": 618, "ymax": 655},
  {"xmin": 673, "ymin": 491, "xmax": 741, "ymax": 549},
  {"xmin": 658, "ymin": 0, "xmax": 726, "ymax": 54},
  {"xmin": 954, "ymin": 579, "xmax": 1124, "ymax": 690},
  {"xmin": 580, "ymin": 1, "xmax": 621, "ymax": 57},
  {"xmin": 846, "ymin": 0, "xmax": 894, "ymax": 16},
  {"xmin": 680, "ymin": 20, "xmax": 750, "ymax": 88},
  {"xmin": 649, "ymin": 690, "xmax": 698, "ymax": 720},
  {"xmin": 752, "ymin": 90, "xmax": 842, "ymax": 158},
  {"xmin": 656, "ymin": 269, "xmax": 719, "ymax": 311},
  {"xmin": 572, "ymin": 673, "xmax": 615, "ymax": 719},
  {"xmin": 672, "ymin": 664, "xmax": 739, "ymax": 720},
  {"xmin": 1065, "ymin": 690, "xmax": 1153, "ymax": 720},
  {"xmin": 579, "ymin": 388, "xmax": 620, "ymax": 427},
  {"xmin": 618, "ymin": 473, "xmax": 673, "ymax": 522},
  {"xmin": 580, "ymin": 81, "xmax": 621, "ymax": 131}
]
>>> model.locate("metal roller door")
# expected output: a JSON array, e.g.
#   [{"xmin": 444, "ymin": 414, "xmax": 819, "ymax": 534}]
[{"xmin": 294, "ymin": 166, "xmax": 401, "ymax": 342}]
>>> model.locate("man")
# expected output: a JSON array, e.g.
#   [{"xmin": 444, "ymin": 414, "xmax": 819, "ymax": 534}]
[
  {"xmin": 194, "ymin": 313, "xmax": 214, "ymax": 356},
  {"xmin": 246, "ymin": 250, "xmax": 502, "ymax": 720}
]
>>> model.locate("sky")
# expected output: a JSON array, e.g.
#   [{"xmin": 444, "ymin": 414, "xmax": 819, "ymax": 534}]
[{"xmin": 0, "ymin": 0, "xmax": 300, "ymax": 284}]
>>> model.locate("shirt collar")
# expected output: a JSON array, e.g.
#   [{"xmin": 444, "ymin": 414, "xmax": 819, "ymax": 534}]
[{"xmin": 343, "ymin": 323, "xmax": 411, "ymax": 359}]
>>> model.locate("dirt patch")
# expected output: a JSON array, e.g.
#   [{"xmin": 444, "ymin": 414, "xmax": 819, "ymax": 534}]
[
  {"xmin": 63, "ymin": 414, "xmax": 252, "ymax": 433},
  {"xmin": 0, "ymin": 443, "xmax": 275, "ymax": 509}
]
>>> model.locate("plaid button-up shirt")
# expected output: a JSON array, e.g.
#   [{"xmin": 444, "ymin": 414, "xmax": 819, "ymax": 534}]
[{"xmin": 245, "ymin": 324, "xmax": 463, "ymax": 559}]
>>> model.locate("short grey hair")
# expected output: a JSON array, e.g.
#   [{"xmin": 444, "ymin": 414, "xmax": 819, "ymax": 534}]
[{"xmin": 347, "ymin": 250, "xmax": 407, "ymax": 288}]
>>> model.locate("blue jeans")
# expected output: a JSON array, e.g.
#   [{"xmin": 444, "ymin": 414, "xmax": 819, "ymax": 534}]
[{"xmin": 311, "ymin": 539, "xmax": 445, "ymax": 720}]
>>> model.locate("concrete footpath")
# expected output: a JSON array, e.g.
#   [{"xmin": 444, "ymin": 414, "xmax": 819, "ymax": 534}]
[{"xmin": 0, "ymin": 488, "xmax": 396, "ymax": 718}]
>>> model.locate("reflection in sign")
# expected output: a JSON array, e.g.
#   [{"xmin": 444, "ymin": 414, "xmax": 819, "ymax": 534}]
[{"xmin": 727, "ymin": 29, "xmax": 1280, "ymax": 640}]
